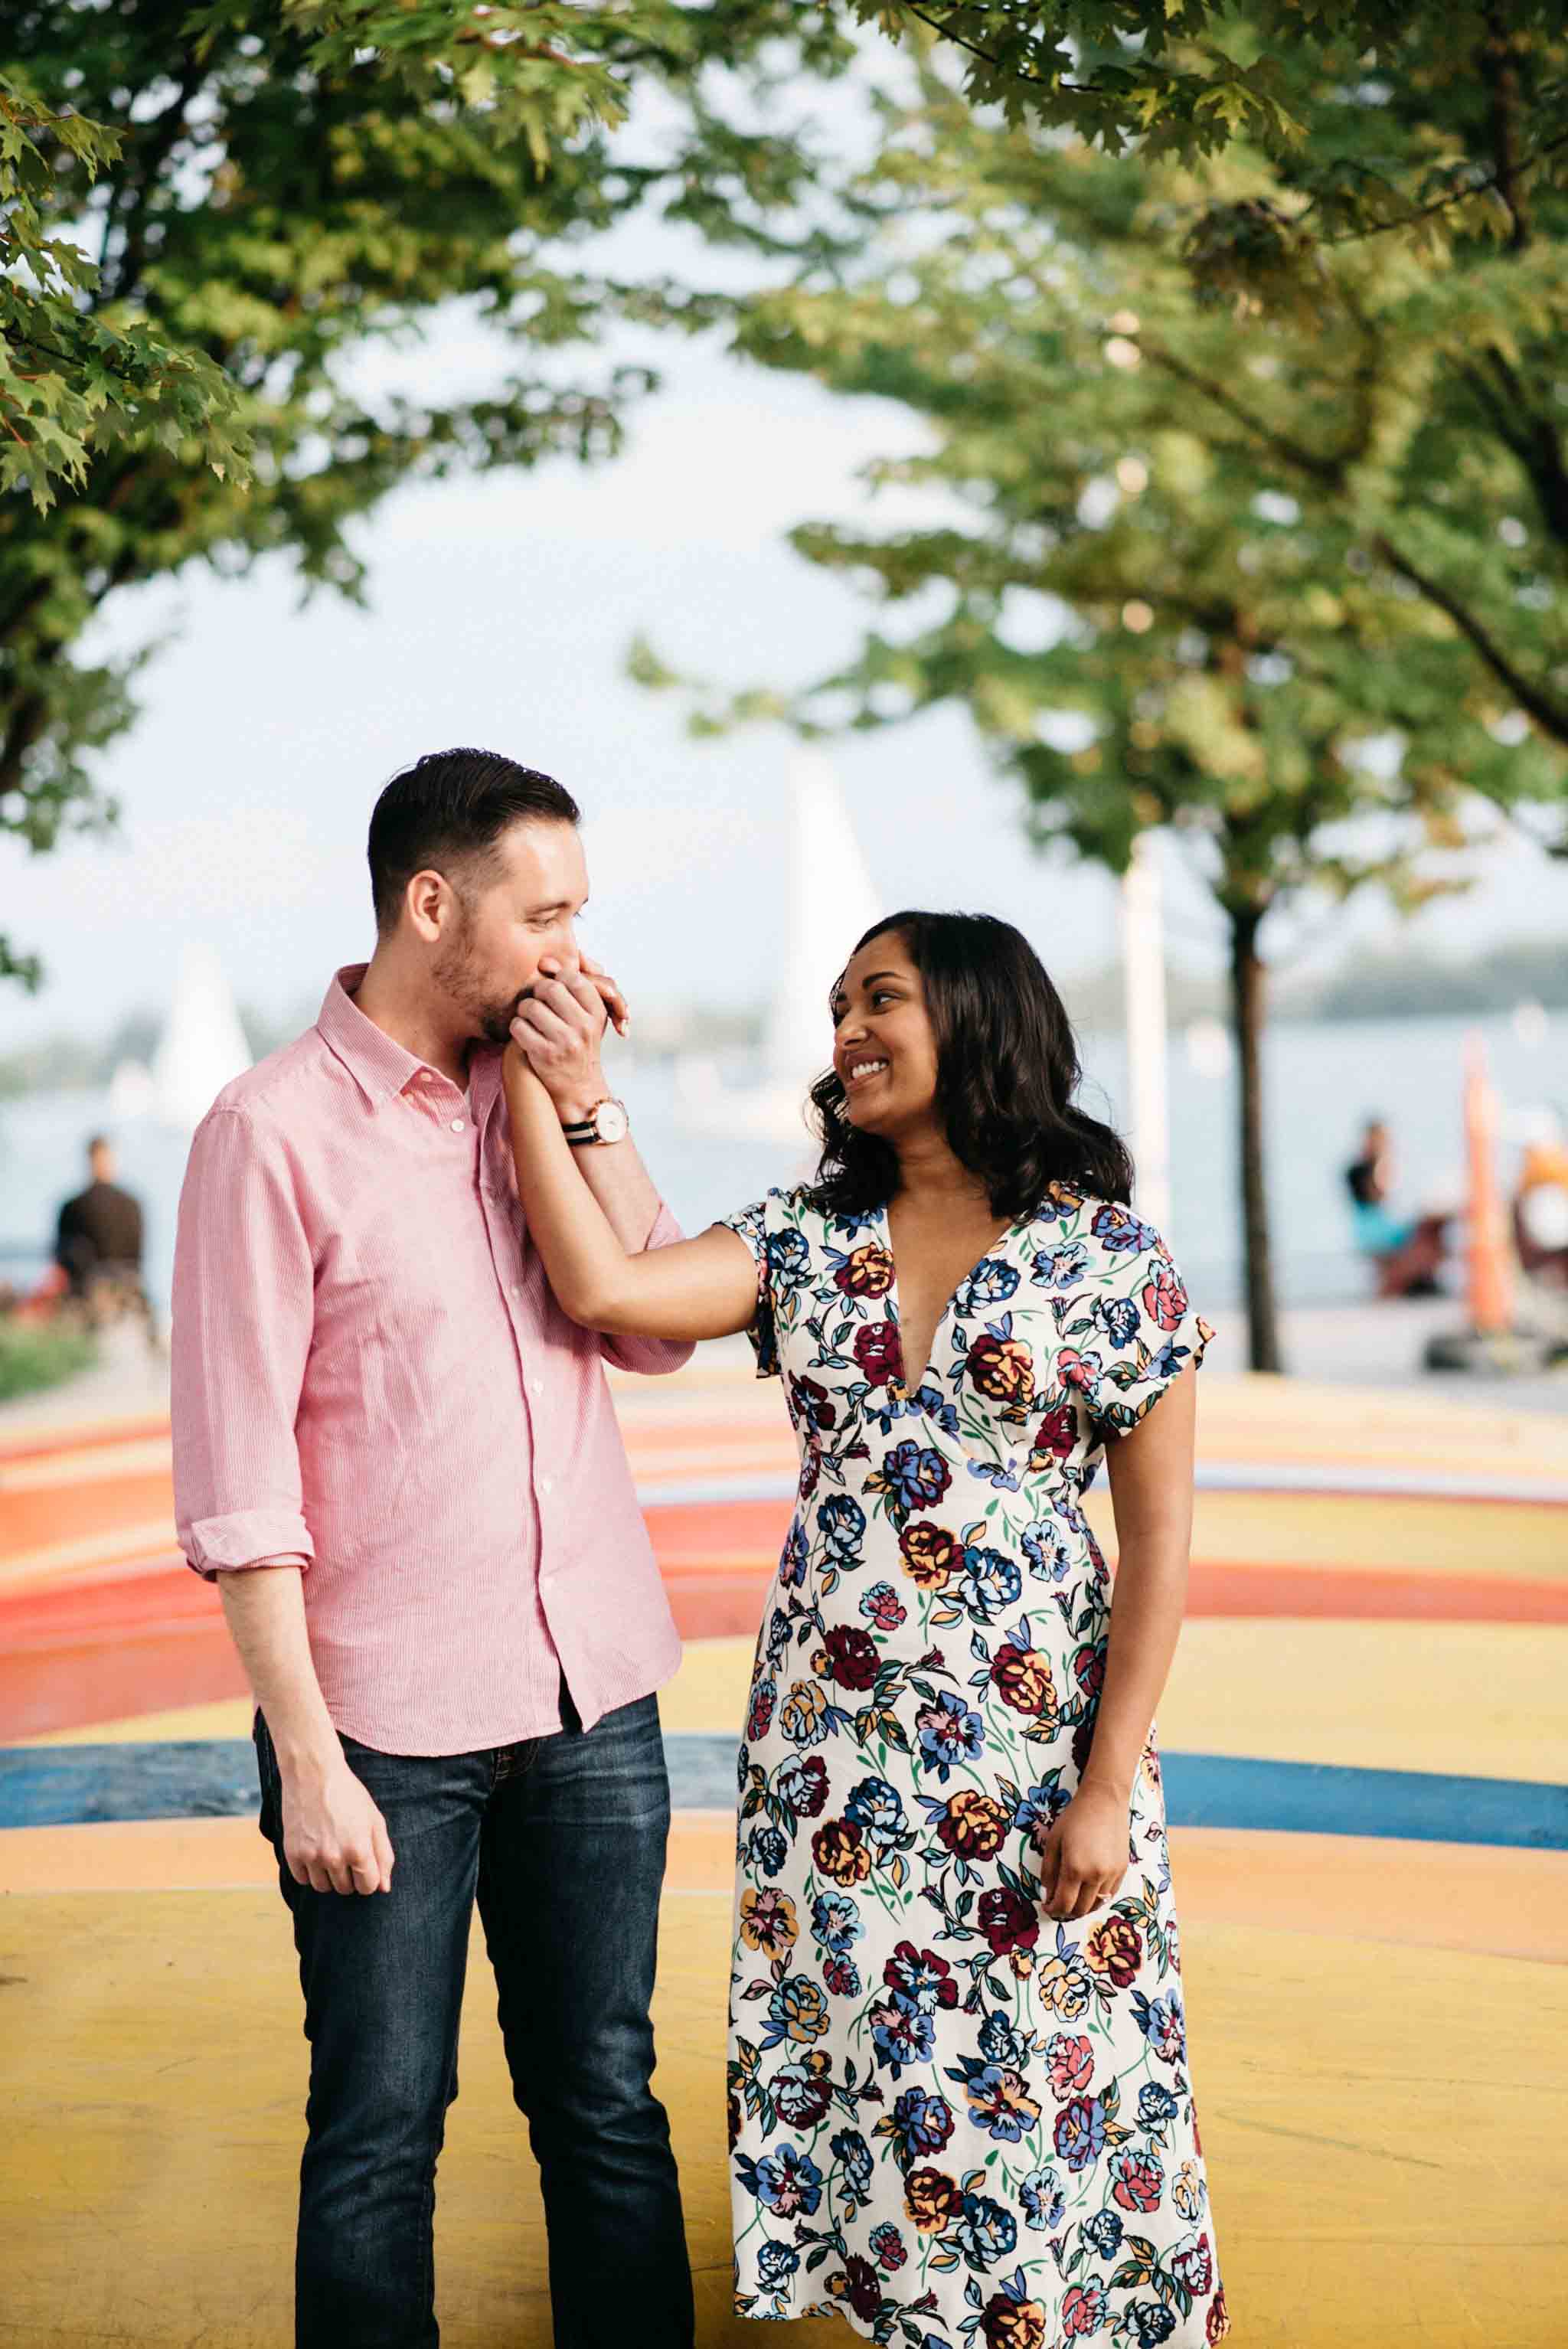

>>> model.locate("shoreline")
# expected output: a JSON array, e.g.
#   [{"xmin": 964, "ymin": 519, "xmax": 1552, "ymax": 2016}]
[{"xmin": 2, "ymin": 1293, "xmax": 1564, "ymax": 1441}]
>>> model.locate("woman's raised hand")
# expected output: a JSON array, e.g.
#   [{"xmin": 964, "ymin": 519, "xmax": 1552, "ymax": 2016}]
[{"xmin": 508, "ymin": 953, "xmax": 628, "ymax": 1122}]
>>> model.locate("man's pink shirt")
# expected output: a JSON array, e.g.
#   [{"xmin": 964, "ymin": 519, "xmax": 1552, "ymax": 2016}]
[{"xmin": 171, "ymin": 964, "xmax": 690, "ymax": 1754}]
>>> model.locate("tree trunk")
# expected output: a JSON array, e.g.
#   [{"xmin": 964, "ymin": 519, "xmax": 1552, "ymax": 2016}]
[{"xmin": 1228, "ymin": 907, "xmax": 1282, "ymax": 1373}]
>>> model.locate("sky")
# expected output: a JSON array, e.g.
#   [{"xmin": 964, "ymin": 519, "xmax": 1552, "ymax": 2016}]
[{"xmin": 7, "ymin": 118, "xmax": 1568, "ymax": 1053}]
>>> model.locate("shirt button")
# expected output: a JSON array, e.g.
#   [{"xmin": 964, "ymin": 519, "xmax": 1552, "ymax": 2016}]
[
  {"xmin": 450, "ymin": 1117, "xmax": 466, "ymax": 1132},
  {"xmin": 540, "ymin": 1475, "xmax": 554, "ymax": 1495}
]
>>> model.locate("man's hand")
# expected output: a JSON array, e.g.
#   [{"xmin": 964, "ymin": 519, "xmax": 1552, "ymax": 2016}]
[
  {"xmin": 511, "ymin": 952, "xmax": 629, "ymax": 1123},
  {"xmin": 279, "ymin": 1754, "xmax": 395, "ymax": 1896}
]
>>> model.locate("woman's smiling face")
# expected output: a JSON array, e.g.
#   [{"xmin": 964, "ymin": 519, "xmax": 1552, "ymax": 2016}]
[{"xmin": 830, "ymin": 933, "xmax": 940, "ymax": 1136}]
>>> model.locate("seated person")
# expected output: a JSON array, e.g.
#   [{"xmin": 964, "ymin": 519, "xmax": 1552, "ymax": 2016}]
[{"xmin": 1344, "ymin": 1118, "xmax": 1449, "ymax": 1298}]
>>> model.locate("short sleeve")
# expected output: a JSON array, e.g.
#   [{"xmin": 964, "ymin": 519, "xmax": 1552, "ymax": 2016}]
[
  {"xmin": 713, "ymin": 1195, "xmax": 780, "ymax": 1380},
  {"xmin": 1067, "ymin": 1204, "xmax": 1214, "ymax": 1439}
]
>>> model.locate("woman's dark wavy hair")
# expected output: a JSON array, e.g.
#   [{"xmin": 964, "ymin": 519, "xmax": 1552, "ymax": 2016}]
[{"xmin": 806, "ymin": 910, "xmax": 1135, "ymax": 1220}]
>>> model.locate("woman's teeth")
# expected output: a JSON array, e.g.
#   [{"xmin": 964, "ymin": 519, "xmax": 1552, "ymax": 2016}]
[{"xmin": 848, "ymin": 1057, "xmax": 889, "ymax": 1084}]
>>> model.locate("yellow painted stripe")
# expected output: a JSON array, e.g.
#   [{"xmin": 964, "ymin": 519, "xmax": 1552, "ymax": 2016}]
[
  {"xmin": 2, "ymin": 1816, "xmax": 1561, "ymax": 1968},
  {"xmin": 0, "ymin": 1436, "xmax": 173, "ymax": 1493},
  {"xmin": 0, "ymin": 1518, "xmax": 177, "ymax": 1593},
  {"xmin": 1159, "ymin": 1617, "xmax": 1568, "ymax": 1783},
  {"xmin": 34, "ymin": 1618, "xmax": 1567, "ymax": 1792},
  {"xmin": 0, "ymin": 1887, "xmax": 1563, "ymax": 2344},
  {"xmin": 1088, "ymin": 1488, "xmax": 1568, "ymax": 1580}
]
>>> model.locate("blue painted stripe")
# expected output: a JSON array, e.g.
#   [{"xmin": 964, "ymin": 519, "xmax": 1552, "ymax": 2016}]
[
  {"xmin": 0, "ymin": 1740, "xmax": 259, "ymax": 1830},
  {"xmin": 1157, "ymin": 1753, "xmax": 1568, "ymax": 1851},
  {"xmin": 2, "ymin": 1737, "xmax": 1564, "ymax": 1850}
]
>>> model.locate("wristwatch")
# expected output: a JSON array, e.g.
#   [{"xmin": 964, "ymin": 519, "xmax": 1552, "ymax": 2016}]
[{"xmin": 562, "ymin": 1096, "xmax": 630, "ymax": 1148}]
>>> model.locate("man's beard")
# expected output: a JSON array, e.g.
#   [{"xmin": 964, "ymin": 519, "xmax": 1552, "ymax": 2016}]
[{"xmin": 431, "ymin": 910, "xmax": 526, "ymax": 1048}]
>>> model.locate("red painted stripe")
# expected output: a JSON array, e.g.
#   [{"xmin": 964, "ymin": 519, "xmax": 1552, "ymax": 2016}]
[
  {"xmin": 1184, "ymin": 1562, "xmax": 1568, "ymax": 1621},
  {"xmin": 5, "ymin": 1533, "xmax": 1568, "ymax": 1745}
]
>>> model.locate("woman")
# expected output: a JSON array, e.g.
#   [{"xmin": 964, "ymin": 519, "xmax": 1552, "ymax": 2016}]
[{"xmin": 504, "ymin": 910, "xmax": 1228, "ymax": 2347}]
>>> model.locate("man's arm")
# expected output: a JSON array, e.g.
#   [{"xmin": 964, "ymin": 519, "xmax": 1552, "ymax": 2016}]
[
  {"xmin": 170, "ymin": 1106, "xmax": 390, "ymax": 1895},
  {"xmin": 54, "ymin": 1197, "xmax": 90, "ymax": 1286},
  {"xmin": 218, "ymin": 1563, "xmax": 394, "ymax": 1896}
]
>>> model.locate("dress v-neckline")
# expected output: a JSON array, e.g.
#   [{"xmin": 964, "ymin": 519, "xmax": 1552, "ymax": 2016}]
[{"xmin": 877, "ymin": 1197, "xmax": 1022, "ymax": 1400}]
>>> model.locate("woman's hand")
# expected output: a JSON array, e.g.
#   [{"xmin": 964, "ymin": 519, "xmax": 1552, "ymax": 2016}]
[
  {"xmin": 501, "ymin": 1033, "xmax": 552, "ymax": 1102},
  {"xmin": 1034, "ymin": 1782, "xmax": 1130, "ymax": 1922}
]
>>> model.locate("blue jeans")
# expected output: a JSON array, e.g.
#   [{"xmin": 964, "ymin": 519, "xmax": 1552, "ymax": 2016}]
[{"xmin": 253, "ymin": 1687, "xmax": 694, "ymax": 2349}]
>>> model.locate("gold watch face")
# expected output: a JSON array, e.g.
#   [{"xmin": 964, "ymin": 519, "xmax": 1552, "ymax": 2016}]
[{"xmin": 596, "ymin": 1098, "xmax": 629, "ymax": 1143}]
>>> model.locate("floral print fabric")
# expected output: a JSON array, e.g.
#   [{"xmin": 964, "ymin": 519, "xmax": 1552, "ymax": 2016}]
[{"xmin": 716, "ymin": 1184, "xmax": 1227, "ymax": 2348}]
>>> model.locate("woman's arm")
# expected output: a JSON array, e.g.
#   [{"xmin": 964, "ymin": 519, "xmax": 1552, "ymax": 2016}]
[
  {"xmin": 502, "ymin": 1041, "xmax": 760, "ymax": 1341},
  {"xmin": 1036, "ymin": 1359, "xmax": 1198, "ymax": 1920}
]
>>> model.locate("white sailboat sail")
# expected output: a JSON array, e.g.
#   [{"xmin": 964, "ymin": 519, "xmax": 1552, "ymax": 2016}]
[
  {"xmin": 760, "ymin": 750, "xmax": 884, "ymax": 1097},
  {"xmin": 151, "ymin": 942, "xmax": 253, "ymax": 1129},
  {"xmin": 675, "ymin": 753, "xmax": 884, "ymax": 1143}
]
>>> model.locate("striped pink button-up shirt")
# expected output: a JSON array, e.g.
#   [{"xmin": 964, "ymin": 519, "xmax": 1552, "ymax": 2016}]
[{"xmin": 171, "ymin": 964, "xmax": 690, "ymax": 1754}]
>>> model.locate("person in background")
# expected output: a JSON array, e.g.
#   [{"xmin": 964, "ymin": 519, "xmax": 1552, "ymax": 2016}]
[
  {"xmin": 54, "ymin": 1134, "xmax": 158, "ymax": 1342},
  {"xmin": 1343, "ymin": 1118, "xmax": 1449, "ymax": 1298},
  {"xmin": 1512, "ymin": 1112, "xmax": 1568, "ymax": 1290}
]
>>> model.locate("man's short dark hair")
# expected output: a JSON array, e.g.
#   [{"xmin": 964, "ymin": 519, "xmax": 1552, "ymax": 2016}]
[
  {"xmin": 87, "ymin": 1135, "xmax": 109, "ymax": 1157},
  {"xmin": 367, "ymin": 748, "xmax": 581, "ymax": 933}
]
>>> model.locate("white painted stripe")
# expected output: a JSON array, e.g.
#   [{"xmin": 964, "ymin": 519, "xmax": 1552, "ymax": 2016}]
[{"xmin": 633, "ymin": 1463, "xmax": 1568, "ymax": 1509}]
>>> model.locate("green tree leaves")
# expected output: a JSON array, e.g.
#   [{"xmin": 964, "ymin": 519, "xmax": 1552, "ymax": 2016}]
[
  {"xmin": 0, "ymin": 0, "xmax": 855, "ymax": 985},
  {"xmin": 0, "ymin": 73, "xmax": 249, "ymax": 512}
]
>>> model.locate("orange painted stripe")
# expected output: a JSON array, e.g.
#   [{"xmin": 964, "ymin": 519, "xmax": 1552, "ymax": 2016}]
[
  {"xmin": 1184, "ymin": 1561, "xmax": 1568, "ymax": 1622},
  {"xmin": 0, "ymin": 1469, "xmax": 175, "ymax": 1555},
  {"xmin": 0, "ymin": 1414, "xmax": 172, "ymax": 1466}
]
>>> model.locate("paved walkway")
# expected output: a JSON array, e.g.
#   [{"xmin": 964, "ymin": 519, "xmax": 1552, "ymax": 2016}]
[
  {"xmin": 8, "ymin": 1290, "xmax": 1566, "ymax": 1441},
  {"xmin": 2, "ymin": 1340, "xmax": 1565, "ymax": 2347}
]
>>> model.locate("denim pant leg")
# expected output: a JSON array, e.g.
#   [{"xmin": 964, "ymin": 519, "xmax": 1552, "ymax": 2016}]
[
  {"xmin": 254, "ymin": 1711, "xmax": 491, "ymax": 2349},
  {"xmin": 475, "ymin": 1690, "xmax": 694, "ymax": 2349}
]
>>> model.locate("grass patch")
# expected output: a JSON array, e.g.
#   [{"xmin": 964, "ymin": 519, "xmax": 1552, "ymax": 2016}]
[{"xmin": 0, "ymin": 1318, "xmax": 98, "ymax": 1401}]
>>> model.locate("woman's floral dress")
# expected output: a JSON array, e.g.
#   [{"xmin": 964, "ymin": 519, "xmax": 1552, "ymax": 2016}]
[{"xmin": 715, "ymin": 1184, "xmax": 1227, "ymax": 2349}]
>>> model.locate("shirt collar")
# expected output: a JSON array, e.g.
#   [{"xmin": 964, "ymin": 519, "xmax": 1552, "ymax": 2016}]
[
  {"xmin": 317, "ymin": 964, "xmax": 448, "ymax": 1111},
  {"xmin": 316, "ymin": 963, "xmax": 506, "ymax": 1116}
]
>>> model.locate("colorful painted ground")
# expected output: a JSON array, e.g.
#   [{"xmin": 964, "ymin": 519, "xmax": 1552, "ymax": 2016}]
[{"xmin": 2, "ymin": 1357, "xmax": 1566, "ymax": 2349}]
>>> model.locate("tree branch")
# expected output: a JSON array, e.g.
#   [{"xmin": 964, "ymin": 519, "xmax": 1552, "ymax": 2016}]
[
  {"xmin": 1481, "ymin": 348, "xmax": 1568, "ymax": 545},
  {"xmin": 94, "ymin": 61, "xmax": 207, "ymax": 309},
  {"xmin": 902, "ymin": 5, "xmax": 1059, "ymax": 92},
  {"xmin": 1482, "ymin": 5, "xmax": 1531, "ymax": 252},
  {"xmin": 1141, "ymin": 341, "xmax": 1344, "ymax": 488},
  {"xmin": 1374, "ymin": 531, "xmax": 1568, "ymax": 748}
]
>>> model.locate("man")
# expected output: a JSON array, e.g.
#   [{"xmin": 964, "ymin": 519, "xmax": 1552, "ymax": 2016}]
[
  {"xmin": 55, "ymin": 1134, "xmax": 158, "ymax": 1341},
  {"xmin": 171, "ymin": 748, "xmax": 696, "ymax": 2349}
]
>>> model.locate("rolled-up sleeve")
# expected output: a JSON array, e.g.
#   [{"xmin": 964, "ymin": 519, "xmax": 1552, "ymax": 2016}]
[
  {"xmin": 171, "ymin": 1106, "xmax": 317, "ymax": 1580},
  {"xmin": 597, "ymin": 1199, "xmax": 697, "ymax": 1376}
]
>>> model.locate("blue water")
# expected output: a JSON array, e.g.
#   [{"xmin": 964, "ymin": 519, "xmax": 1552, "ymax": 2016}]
[{"xmin": 2, "ymin": 1008, "xmax": 1562, "ymax": 1315}]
